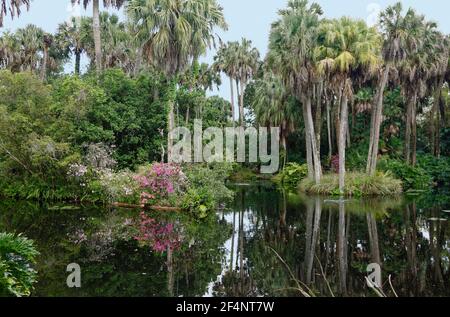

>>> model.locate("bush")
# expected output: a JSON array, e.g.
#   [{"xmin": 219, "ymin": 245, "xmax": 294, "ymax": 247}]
[
  {"xmin": 273, "ymin": 163, "xmax": 308, "ymax": 189},
  {"xmin": 299, "ymin": 172, "xmax": 403, "ymax": 196},
  {"xmin": 378, "ymin": 159, "xmax": 432, "ymax": 191},
  {"xmin": 416, "ymin": 155, "xmax": 450, "ymax": 189},
  {"xmin": 181, "ymin": 187, "xmax": 216, "ymax": 219},
  {"xmin": 0, "ymin": 233, "xmax": 39, "ymax": 297}
]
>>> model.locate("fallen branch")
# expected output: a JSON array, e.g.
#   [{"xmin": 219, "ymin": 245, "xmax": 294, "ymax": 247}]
[{"xmin": 112, "ymin": 202, "xmax": 181, "ymax": 212}]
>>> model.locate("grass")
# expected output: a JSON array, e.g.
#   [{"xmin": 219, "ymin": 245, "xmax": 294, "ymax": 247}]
[{"xmin": 299, "ymin": 172, "xmax": 403, "ymax": 197}]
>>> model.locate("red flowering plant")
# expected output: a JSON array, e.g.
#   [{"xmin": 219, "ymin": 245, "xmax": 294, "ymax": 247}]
[
  {"xmin": 134, "ymin": 212, "xmax": 184, "ymax": 253},
  {"xmin": 134, "ymin": 163, "xmax": 188, "ymax": 206}
]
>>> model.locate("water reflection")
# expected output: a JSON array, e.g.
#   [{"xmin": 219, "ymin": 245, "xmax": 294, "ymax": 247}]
[
  {"xmin": 212, "ymin": 183, "xmax": 450, "ymax": 297},
  {"xmin": 0, "ymin": 183, "xmax": 449, "ymax": 297}
]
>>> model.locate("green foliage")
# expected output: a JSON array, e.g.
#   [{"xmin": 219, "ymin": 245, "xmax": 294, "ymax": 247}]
[
  {"xmin": 299, "ymin": 172, "xmax": 403, "ymax": 196},
  {"xmin": 182, "ymin": 187, "xmax": 216, "ymax": 219},
  {"xmin": 273, "ymin": 163, "xmax": 308, "ymax": 189},
  {"xmin": 182, "ymin": 163, "xmax": 234, "ymax": 219},
  {"xmin": 0, "ymin": 233, "xmax": 39, "ymax": 297},
  {"xmin": 416, "ymin": 155, "xmax": 450, "ymax": 189},
  {"xmin": 378, "ymin": 159, "xmax": 432, "ymax": 191}
]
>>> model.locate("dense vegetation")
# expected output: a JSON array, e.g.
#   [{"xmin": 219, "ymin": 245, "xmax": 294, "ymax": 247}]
[{"xmin": 1, "ymin": 0, "xmax": 450, "ymax": 297}]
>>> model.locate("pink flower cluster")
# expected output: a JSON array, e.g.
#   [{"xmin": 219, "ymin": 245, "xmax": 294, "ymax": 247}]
[
  {"xmin": 134, "ymin": 212, "xmax": 182, "ymax": 253},
  {"xmin": 134, "ymin": 163, "xmax": 186, "ymax": 203}
]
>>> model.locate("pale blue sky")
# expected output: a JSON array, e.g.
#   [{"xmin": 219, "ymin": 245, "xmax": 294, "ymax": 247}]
[{"xmin": 2, "ymin": 0, "xmax": 450, "ymax": 101}]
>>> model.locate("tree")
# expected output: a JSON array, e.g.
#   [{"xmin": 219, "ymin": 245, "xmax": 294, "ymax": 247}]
[
  {"xmin": 268, "ymin": 0, "xmax": 323, "ymax": 184},
  {"xmin": 213, "ymin": 41, "xmax": 240, "ymax": 122},
  {"xmin": 252, "ymin": 71, "xmax": 300, "ymax": 167},
  {"xmin": 127, "ymin": 0, "xmax": 227, "ymax": 158},
  {"xmin": 366, "ymin": 2, "xmax": 422, "ymax": 175},
  {"xmin": 0, "ymin": 0, "xmax": 30, "ymax": 27},
  {"xmin": 234, "ymin": 38, "xmax": 260, "ymax": 126},
  {"xmin": 72, "ymin": 0, "xmax": 127, "ymax": 73},
  {"xmin": 55, "ymin": 16, "xmax": 91, "ymax": 75},
  {"xmin": 316, "ymin": 17, "xmax": 381, "ymax": 193}
]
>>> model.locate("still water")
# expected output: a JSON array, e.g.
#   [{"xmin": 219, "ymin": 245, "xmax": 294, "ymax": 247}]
[{"xmin": 1, "ymin": 182, "xmax": 449, "ymax": 297}]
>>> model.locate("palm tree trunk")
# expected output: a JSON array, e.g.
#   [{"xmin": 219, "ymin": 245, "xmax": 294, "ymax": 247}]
[
  {"xmin": 339, "ymin": 93, "xmax": 349, "ymax": 194},
  {"xmin": 40, "ymin": 45, "xmax": 48, "ymax": 81},
  {"xmin": 75, "ymin": 50, "xmax": 81, "ymax": 75},
  {"xmin": 304, "ymin": 94, "xmax": 322, "ymax": 184},
  {"xmin": 405, "ymin": 93, "xmax": 414, "ymax": 164},
  {"xmin": 230, "ymin": 76, "xmax": 236, "ymax": 122},
  {"xmin": 166, "ymin": 79, "xmax": 177, "ymax": 160},
  {"xmin": 92, "ymin": 0, "xmax": 102, "ymax": 73},
  {"xmin": 303, "ymin": 101, "xmax": 314, "ymax": 180},
  {"xmin": 412, "ymin": 100, "xmax": 418, "ymax": 166},
  {"xmin": 367, "ymin": 65, "xmax": 390, "ymax": 175},
  {"xmin": 326, "ymin": 96, "xmax": 332, "ymax": 160},
  {"xmin": 239, "ymin": 80, "xmax": 245, "ymax": 126}
]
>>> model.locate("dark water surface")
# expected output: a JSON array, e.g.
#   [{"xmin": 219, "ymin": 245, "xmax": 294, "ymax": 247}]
[{"xmin": 1, "ymin": 182, "xmax": 449, "ymax": 297}]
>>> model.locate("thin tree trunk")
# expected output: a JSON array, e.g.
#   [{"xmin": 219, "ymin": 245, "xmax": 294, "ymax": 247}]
[
  {"xmin": 230, "ymin": 76, "xmax": 235, "ymax": 122},
  {"xmin": 339, "ymin": 93, "xmax": 349, "ymax": 194},
  {"xmin": 92, "ymin": 0, "xmax": 102, "ymax": 73},
  {"xmin": 134, "ymin": 45, "xmax": 143, "ymax": 77},
  {"xmin": 405, "ymin": 93, "xmax": 414, "ymax": 164},
  {"xmin": 40, "ymin": 45, "xmax": 48, "ymax": 81},
  {"xmin": 412, "ymin": 98, "xmax": 418, "ymax": 166},
  {"xmin": 75, "ymin": 50, "xmax": 81, "ymax": 76},
  {"xmin": 366, "ymin": 213, "xmax": 381, "ymax": 265},
  {"xmin": 326, "ymin": 96, "xmax": 332, "ymax": 160},
  {"xmin": 304, "ymin": 94, "xmax": 322, "ymax": 184},
  {"xmin": 367, "ymin": 65, "xmax": 390, "ymax": 175},
  {"xmin": 303, "ymin": 100, "xmax": 314, "ymax": 180},
  {"xmin": 239, "ymin": 80, "xmax": 245, "ymax": 126}
]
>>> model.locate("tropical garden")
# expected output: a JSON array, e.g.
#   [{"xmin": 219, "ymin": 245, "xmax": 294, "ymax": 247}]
[{"xmin": 0, "ymin": 0, "xmax": 449, "ymax": 297}]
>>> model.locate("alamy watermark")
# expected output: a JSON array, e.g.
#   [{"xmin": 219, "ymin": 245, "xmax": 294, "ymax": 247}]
[
  {"xmin": 66, "ymin": 263, "xmax": 81, "ymax": 288},
  {"xmin": 168, "ymin": 120, "xmax": 280, "ymax": 174}
]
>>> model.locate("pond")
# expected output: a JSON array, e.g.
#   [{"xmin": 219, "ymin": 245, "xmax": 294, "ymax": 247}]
[{"xmin": 0, "ymin": 182, "xmax": 449, "ymax": 297}]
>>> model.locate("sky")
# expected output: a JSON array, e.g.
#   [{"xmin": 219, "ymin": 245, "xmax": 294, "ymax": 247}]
[{"xmin": 2, "ymin": 0, "xmax": 450, "ymax": 102}]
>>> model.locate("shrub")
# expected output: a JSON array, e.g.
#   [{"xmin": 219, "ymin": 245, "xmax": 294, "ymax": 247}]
[
  {"xmin": 0, "ymin": 233, "xmax": 39, "ymax": 297},
  {"xmin": 181, "ymin": 187, "xmax": 216, "ymax": 219},
  {"xmin": 274, "ymin": 163, "xmax": 308, "ymax": 189},
  {"xmin": 378, "ymin": 159, "xmax": 432, "ymax": 191},
  {"xmin": 299, "ymin": 172, "xmax": 403, "ymax": 196},
  {"xmin": 416, "ymin": 155, "xmax": 450, "ymax": 189}
]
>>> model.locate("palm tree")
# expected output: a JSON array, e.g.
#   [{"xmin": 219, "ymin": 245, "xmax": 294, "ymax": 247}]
[
  {"xmin": 0, "ymin": 0, "xmax": 30, "ymax": 27},
  {"xmin": 40, "ymin": 33, "xmax": 53, "ymax": 80},
  {"xmin": 0, "ymin": 31, "xmax": 21, "ymax": 70},
  {"xmin": 15, "ymin": 24, "xmax": 44, "ymax": 72},
  {"xmin": 55, "ymin": 16, "xmax": 91, "ymax": 75},
  {"xmin": 267, "ymin": 0, "xmax": 323, "ymax": 184},
  {"xmin": 71, "ymin": 0, "xmax": 127, "ymax": 73},
  {"xmin": 366, "ymin": 2, "xmax": 422, "ymax": 175},
  {"xmin": 252, "ymin": 71, "xmax": 299, "ymax": 168},
  {"xmin": 213, "ymin": 41, "xmax": 239, "ymax": 122},
  {"xmin": 316, "ymin": 17, "xmax": 381, "ymax": 194},
  {"xmin": 127, "ymin": 0, "xmax": 227, "ymax": 158},
  {"xmin": 235, "ymin": 38, "xmax": 260, "ymax": 126}
]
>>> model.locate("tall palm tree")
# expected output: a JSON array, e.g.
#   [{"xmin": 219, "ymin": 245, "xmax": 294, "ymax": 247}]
[
  {"xmin": 0, "ymin": 0, "xmax": 30, "ymax": 27},
  {"xmin": 252, "ymin": 71, "xmax": 299, "ymax": 167},
  {"xmin": 316, "ymin": 17, "xmax": 381, "ymax": 194},
  {"xmin": 55, "ymin": 16, "xmax": 91, "ymax": 75},
  {"xmin": 71, "ymin": 0, "xmax": 127, "ymax": 73},
  {"xmin": 267, "ymin": 0, "xmax": 323, "ymax": 184},
  {"xmin": 366, "ymin": 2, "xmax": 422, "ymax": 175},
  {"xmin": 213, "ymin": 41, "xmax": 239, "ymax": 122},
  {"xmin": 127, "ymin": 0, "xmax": 227, "ymax": 158},
  {"xmin": 235, "ymin": 38, "xmax": 260, "ymax": 126}
]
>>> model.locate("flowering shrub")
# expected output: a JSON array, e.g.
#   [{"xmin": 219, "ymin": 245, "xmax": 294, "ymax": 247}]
[
  {"xmin": 134, "ymin": 212, "xmax": 183, "ymax": 253},
  {"xmin": 331, "ymin": 155, "xmax": 340, "ymax": 173},
  {"xmin": 134, "ymin": 163, "xmax": 187, "ymax": 205}
]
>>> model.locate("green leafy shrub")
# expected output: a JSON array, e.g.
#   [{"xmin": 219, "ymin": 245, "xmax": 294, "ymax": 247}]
[
  {"xmin": 0, "ymin": 233, "xmax": 39, "ymax": 297},
  {"xmin": 416, "ymin": 155, "xmax": 450, "ymax": 189},
  {"xmin": 378, "ymin": 159, "xmax": 432, "ymax": 191},
  {"xmin": 299, "ymin": 172, "xmax": 403, "ymax": 196},
  {"xmin": 273, "ymin": 163, "xmax": 308, "ymax": 188},
  {"xmin": 181, "ymin": 187, "xmax": 216, "ymax": 219}
]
